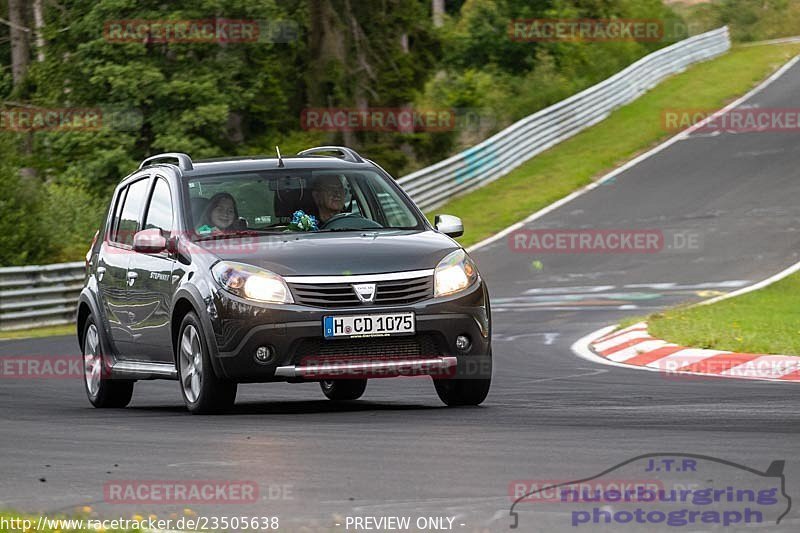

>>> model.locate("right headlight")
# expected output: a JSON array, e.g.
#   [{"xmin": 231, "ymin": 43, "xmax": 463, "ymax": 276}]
[
  {"xmin": 211, "ymin": 261, "xmax": 294, "ymax": 304},
  {"xmin": 434, "ymin": 249, "xmax": 478, "ymax": 297}
]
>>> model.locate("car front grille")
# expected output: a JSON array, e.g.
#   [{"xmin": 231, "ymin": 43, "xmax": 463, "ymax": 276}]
[
  {"xmin": 292, "ymin": 333, "xmax": 443, "ymax": 362},
  {"xmin": 289, "ymin": 275, "xmax": 432, "ymax": 308}
]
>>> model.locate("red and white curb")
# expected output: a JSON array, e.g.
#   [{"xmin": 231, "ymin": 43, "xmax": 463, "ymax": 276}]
[{"xmin": 574, "ymin": 322, "xmax": 800, "ymax": 383}]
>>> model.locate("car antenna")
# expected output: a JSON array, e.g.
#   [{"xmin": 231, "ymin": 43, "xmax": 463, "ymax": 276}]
[{"xmin": 276, "ymin": 146, "xmax": 284, "ymax": 167}]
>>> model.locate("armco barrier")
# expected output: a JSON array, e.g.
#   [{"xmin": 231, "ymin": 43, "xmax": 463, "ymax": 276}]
[
  {"xmin": 398, "ymin": 27, "xmax": 731, "ymax": 211},
  {"xmin": 0, "ymin": 28, "xmax": 731, "ymax": 332},
  {"xmin": 0, "ymin": 262, "xmax": 84, "ymax": 331}
]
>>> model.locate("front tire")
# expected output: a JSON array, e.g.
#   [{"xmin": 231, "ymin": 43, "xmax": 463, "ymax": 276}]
[
  {"xmin": 177, "ymin": 312, "xmax": 237, "ymax": 414},
  {"xmin": 433, "ymin": 353, "xmax": 492, "ymax": 406},
  {"xmin": 82, "ymin": 316, "xmax": 134, "ymax": 408},
  {"xmin": 320, "ymin": 379, "xmax": 367, "ymax": 401}
]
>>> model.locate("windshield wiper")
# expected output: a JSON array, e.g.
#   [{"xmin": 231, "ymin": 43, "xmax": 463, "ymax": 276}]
[{"xmin": 321, "ymin": 227, "xmax": 407, "ymax": 232}]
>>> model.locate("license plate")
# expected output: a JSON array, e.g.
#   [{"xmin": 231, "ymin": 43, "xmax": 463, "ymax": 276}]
[{"xmin": 323, "ymin": 312, "xmax": 415, "ymax": 339}]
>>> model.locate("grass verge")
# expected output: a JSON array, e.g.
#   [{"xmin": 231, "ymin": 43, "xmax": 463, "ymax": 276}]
[
  {"xmin": 0, "ymin": 324, "xmax": 74, "ymax": 341},
  {"xmin": 646, "ymin": 272, "xmax": 800, "ymax": 356},
  {"xmin": 428, "ymin": 43, "xmax": 800, "ymax": 247}
]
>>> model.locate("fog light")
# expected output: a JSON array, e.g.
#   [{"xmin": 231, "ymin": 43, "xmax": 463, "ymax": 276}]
[
  {"xmin": 455, "ymin": 335, "xmax": 471, "ymax": 352},
  {"xmin": 255, "ymin": 345, "xmax": 274, "ymax": 364}
]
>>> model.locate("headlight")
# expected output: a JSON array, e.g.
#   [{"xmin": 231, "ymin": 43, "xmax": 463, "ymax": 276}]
[
  {"xmin": 211, "ymin": 261, "xmax": 294, "ymax": 304},
  {"xmin": 434, "ymin": 249, "xmax": 478, "ymax": 297}
]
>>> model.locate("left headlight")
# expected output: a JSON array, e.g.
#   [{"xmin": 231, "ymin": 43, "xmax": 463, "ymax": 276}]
[
  {"xmin": 211, "ymin": 261, "xmax": 294, "ymax": 304},
  {"xmin": 434, "ymin": 249, "xmax": 478, "ymax": 297}
]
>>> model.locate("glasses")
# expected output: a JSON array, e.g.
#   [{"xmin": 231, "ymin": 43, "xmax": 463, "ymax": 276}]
[{"xmin": 317, "ymin": 186, "xmax": 344, "ymax": 196}]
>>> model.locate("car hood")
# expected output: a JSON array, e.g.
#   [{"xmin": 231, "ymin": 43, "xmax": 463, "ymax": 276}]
[{"xmin": 195, "ymin": 230, "xmax": 460, "ymax": 276}]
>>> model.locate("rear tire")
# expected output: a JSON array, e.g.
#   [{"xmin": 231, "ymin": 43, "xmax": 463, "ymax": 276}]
[
  {"xmin": 177, "ymin": 312, "xmax": 237, "ymax": 414},
  {"xmin": 320, "ymin": 379, "xmax": 367, "ymax": 401},
  {"xmin": 433, "ymin": 352, "xmax": 492, "ymax": 406},
  {"xmin": 82, "ymin": 316, "xmax": 134, "ymax": 408}
]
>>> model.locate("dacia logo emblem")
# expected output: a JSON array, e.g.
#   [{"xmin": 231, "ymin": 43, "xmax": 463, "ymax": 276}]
[{"xmin": 352, "ymin": 283, "xmax": 376, "ymax": 303}]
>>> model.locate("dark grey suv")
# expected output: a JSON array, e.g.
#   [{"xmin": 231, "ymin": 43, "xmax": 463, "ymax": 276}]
[{"xmin": 77, "ymin": 146, "xmax": 491, "ymax": 413}]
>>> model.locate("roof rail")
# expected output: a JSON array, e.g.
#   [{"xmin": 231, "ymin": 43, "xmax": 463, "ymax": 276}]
[
  {"xmin": 296, "ymin": 146, "xmax": 365, "ymax": 164},
  {"xmin": 139, "ymin": 152, "xmax": 194, "ymax": 171}
]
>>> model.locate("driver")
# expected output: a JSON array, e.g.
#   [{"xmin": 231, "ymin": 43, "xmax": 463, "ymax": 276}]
[{"xmin": 311, "ymin": 175, "xmax": 346, "ymax": 223}]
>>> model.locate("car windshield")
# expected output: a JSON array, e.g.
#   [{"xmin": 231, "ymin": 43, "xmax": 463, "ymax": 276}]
[{"xmin": 186, "ymin": 168, "xmax": 423, "ymax": 238}]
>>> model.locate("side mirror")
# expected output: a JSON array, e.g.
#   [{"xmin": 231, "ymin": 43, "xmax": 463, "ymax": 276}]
[
  {"xmin": 133, "ymin": 228, "xmax": 167, "ymax": 254},
  {"xmin": 434, "ymin": 214, "xmax": 464, "ymax": 238}
]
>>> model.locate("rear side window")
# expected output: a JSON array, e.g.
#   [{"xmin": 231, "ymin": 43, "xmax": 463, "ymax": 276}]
[
  {"xmin": 115, "ymin": 178, "xmax": 150, "ymax": 245},
  {"xmin": 144, "ymin": 178, "xmax": 174, "ymax": 235}
]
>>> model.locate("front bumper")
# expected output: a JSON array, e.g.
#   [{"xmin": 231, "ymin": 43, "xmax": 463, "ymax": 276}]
[
  {"xmin": 208, "ymin": 280, "xmax": 490, "ymax": 382},
  {"xmin": 274, "ymin": 356, "xmax": 458, "ymax": 379}
]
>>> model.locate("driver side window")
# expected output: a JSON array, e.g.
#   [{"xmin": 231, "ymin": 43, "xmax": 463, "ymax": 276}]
[
  {"xmin": 144, "ymin": 178, "xmax": 174, "ymax": 236},
  {"xmin": 114, "ymin": 177, "xmax": 151, "ymax": 246}
]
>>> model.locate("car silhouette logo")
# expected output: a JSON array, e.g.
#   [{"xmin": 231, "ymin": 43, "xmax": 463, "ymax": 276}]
[{"xmin": 352, "ymin": 283, "xmax": 376, "ymax": 303}]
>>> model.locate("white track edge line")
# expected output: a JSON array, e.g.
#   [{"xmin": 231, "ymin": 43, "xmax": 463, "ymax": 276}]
[
  {"xmin": 566, "ymin": 54, "xmax": 800, "ymax": 382},
  {"xmin": 467, "ymin": 54, "xmax": 800, "ymax": 254},
  {"xmin": 697, "ymin": 259, "xmax": 800, "ymax": 306},
  {"xmin": 462, "ymin": 52, "xmax": 800, "ymax": 382},
  {"xmin": 742, "ymin": 35, "xmax": 800, "ymax": 47}
]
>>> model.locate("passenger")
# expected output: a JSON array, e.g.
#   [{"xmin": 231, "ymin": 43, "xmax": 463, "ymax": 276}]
[{"xmin": 197, "ymin": 192, "xmax": 239, "ymax": 234}]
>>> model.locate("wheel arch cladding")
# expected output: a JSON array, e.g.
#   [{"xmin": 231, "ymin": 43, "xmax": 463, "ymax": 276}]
[
  {"xmin": 77, "ymin": 301, "xmax": 92, "ymax": 350},
  {"xmin": 171, "ymin": 297, "xmax": 197, "ymax": 361}
]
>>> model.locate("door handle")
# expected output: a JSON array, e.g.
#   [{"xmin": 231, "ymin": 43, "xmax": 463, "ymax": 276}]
[{"xmin": 127, "ymin": 271, "xmax": 138, "ymax": 286}]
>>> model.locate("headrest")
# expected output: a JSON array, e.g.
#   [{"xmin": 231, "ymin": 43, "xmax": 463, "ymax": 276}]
[
  {"xmin": 274, "ymin": 187, "xmax": 318, "ymax": 218},
  {"xmin": 190, "ymin": 197, "xmax": 210, "ymax": 224}
]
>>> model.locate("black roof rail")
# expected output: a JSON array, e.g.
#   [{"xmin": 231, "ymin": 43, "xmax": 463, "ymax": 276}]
[
  {"xmin": 139, "ymin": 152, "xmax": 194, "ymax": 171},
  {"xmin": 296, "ymin": 146, "xmax": 365, "ymax": 164},
  {"xmin": 194, "ymin": 155, "xmax": 271, "ymax": 163}
]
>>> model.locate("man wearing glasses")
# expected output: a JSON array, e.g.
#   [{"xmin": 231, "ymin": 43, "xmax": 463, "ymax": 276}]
[{"xmin": 311, "ymin": 174, "xmax": 347, "ymax": 222}]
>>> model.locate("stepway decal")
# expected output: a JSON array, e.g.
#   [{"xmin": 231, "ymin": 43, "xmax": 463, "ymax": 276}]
[{"xmin": 508, "ymin": 453, "xmax": 790, "ymax": 530}]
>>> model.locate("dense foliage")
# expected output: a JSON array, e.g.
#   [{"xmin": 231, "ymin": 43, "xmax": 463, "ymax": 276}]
[
  {"xmin": 0, "ymin": 0, "xmax": 787, "ymax": 265},
  {"xmin": 670, "ymin": 0, "xmax": 800, "ymax": 43}
]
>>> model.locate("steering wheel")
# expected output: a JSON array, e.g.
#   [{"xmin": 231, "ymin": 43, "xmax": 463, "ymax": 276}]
[{"xmin": 319, "ymin": 213, "xmax": 383, "ymax": 230}]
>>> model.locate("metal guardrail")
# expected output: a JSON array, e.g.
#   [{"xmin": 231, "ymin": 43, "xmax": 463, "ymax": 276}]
[
  {"xmin": 0, "ymin": 262, "xmax": 84, "ymax": 331},
  {"xmin": 398, "ymin": 27, "xmax": 731, "ymax": 211},
  {"xmin": 0, "ymin": 28, "xmax": 731, "ymax": 332}
]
